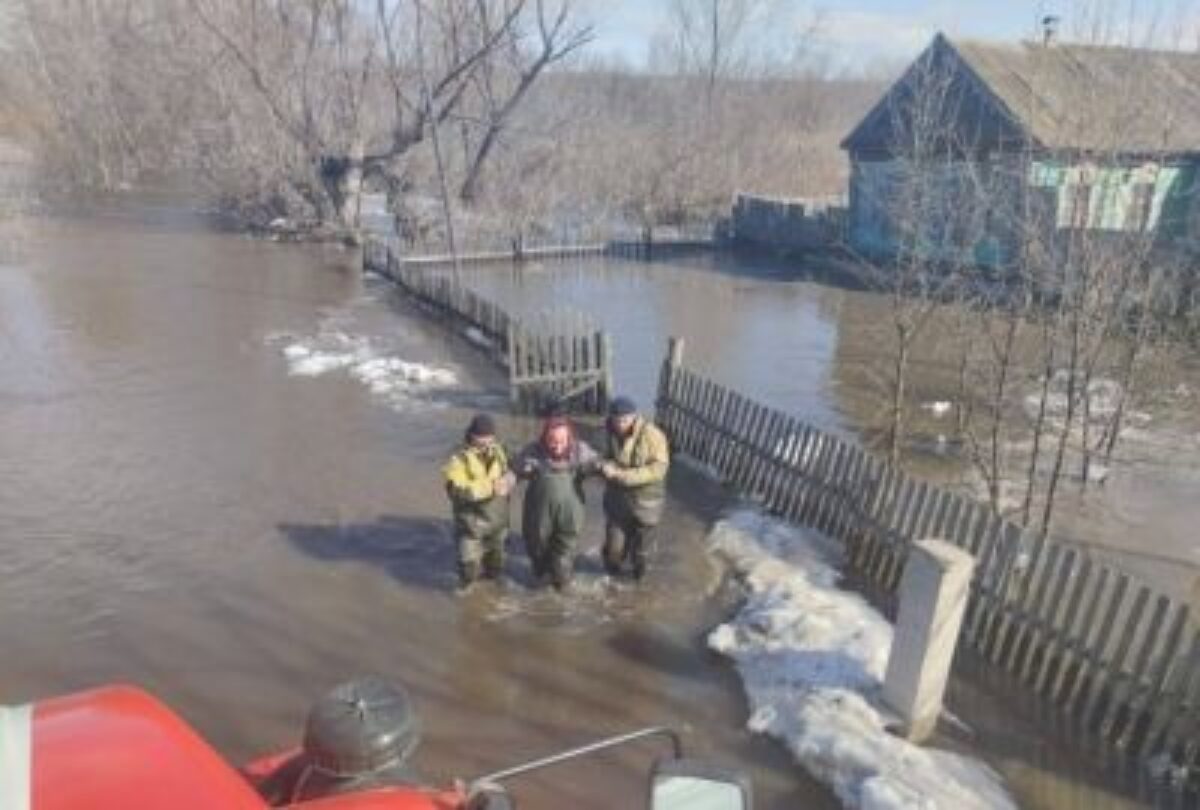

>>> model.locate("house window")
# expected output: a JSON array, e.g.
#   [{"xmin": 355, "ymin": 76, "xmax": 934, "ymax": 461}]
[
  {"xmin": 1068, "ymin": 182, "xmax": 1092, "ymax": 229},
  {"xmin": 1130, "ymin": 182, "xmax": 1154, "ymax": 232}
]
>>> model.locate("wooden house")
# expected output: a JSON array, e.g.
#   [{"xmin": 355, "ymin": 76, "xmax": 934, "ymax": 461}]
[{"xmin": 841, "ymin": 33, "xmax": 1200, "ymax": 269}]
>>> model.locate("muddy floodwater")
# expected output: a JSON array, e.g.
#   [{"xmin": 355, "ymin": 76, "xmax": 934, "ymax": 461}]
[
  {"xmin": 0, "ymin": 208, "xmax": 1192, "ymax": 809},
  {"xmin": 0, "ymin": 211, "xmax": 840, "ymax": 808},
  {"xmin": 461, "ymin": 255, "xmax": 1200, "ymax": 604}
]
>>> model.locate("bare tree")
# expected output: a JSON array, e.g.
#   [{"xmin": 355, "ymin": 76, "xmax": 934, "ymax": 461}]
[
  {"xmin": 846, "ymin": 44, "xmax": 992, "ymax": 465},
  {"xmin": 186, "ymin": 0, "xmax": 538, "ymax": 237},
  {"xmin": 4, "ymin": 0, "xmax": 878, "ymax": 246},
  {"xmin": 659, "ymin": 0, "xmax": 786, "ymax": 104},
  {"xmin": 457, "ymin": 0, "xmax": 592, "ymax": 203}
]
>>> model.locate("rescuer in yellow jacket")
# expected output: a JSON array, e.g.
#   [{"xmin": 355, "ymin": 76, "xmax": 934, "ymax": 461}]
[
  {"xmin": 600, "ymin": 396, "xmax": 670, "ymax": 581},
  {"xmin": 443, "ymin": 413, "xmax": 514, "ymax": 588}
]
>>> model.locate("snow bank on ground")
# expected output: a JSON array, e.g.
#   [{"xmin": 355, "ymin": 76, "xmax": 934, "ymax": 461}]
[
  {"xmin": 279, "ymin": 330, "xmax": 457, "ymax": 403},
  {"xmin": 707, "ymin": 510, "xmax": 1016, "ymax": 810},
  {"xmin": 1022, "ymin": 371, "xmax": 1153, "ymax": 429}
]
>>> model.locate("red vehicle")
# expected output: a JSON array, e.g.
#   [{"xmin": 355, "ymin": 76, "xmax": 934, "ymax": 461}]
[{"xmin": 1, "ymin": 679, "xmax": 751, "ymax": 810}]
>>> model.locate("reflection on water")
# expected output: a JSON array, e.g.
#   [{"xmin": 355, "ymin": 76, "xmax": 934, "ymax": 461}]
[{"xmin": 460, "ymin": 254, "xmax": 846, "ymax": 433}]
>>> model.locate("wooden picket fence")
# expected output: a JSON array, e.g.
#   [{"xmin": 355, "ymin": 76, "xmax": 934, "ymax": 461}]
[
  {"xmin": 363, "ymin": 237, "xmax": 611, "ymax": 413},
  {"xmin": 507, "ymin": 313, "xmax": 612, "ymax": 415},
  {"xmin": 654, "ymin": 337, "xmax": 1200, "ymax": 778},
  {"xmin": 376, "ymin": 235, "xmax": 714, "ymax": 269}
]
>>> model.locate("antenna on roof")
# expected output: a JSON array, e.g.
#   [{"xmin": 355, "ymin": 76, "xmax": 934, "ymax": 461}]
[{"xmin": 1041, "ymin": 15, "xmax": 1061, "ymax": 46}]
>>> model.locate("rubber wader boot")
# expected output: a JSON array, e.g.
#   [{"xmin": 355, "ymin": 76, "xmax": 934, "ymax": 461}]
[{"xmin": 458, "ymin": 558, "xmax": 481, "ymax": 588}]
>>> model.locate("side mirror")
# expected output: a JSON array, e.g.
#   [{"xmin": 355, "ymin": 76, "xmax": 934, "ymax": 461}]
[{"xmin": 649, "ymin": 758, "xmax": 752, "ymax": 810}]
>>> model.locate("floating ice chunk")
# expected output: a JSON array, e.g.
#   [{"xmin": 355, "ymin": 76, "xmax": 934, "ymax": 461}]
[
  {"xmin": 923, "ymin": 401, "xmax": 952, "ymax": 418},
  {"xmin": 289, "ymin": 351, "xmax": 357, "ymax": 376},
  {"xmin": 279, "ymin": 335, "xmax": 457, "ymax": 399}
]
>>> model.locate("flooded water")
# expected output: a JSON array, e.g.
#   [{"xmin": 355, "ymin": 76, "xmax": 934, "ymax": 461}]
[
  {"xmin": 2, "ymin": 208, "xmax": 1193, "ymax": 809},
  {"xmin": 462, "ymin": 255, "xmax": 847, "ymax": 434},
  {"xmin": 0, "ymin": 211, "xmax": 839, "ymax": 808},
  {"xmin": 461, "ymin": 253, "xmax": 1200, "ymax": 604}
]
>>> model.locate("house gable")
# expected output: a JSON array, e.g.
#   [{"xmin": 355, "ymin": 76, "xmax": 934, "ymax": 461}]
[{"xmin": 841, "ymin": 34, "xmax": 1030, "ymax": 159}]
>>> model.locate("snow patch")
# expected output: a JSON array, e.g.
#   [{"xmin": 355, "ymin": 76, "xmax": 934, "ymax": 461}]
[
  {"xmin": 707, "ymin": 510, "xmax": 1015, "ymax": 810},
  {"xmin": 1023, "ymin": 371, "xmax": 1142, "ymax": 427},
  {"xmin": 463, "ymin": 326, "xmax": 494, "ymax": 350},
  {"xmin": 278, "ymin": 330, "xmax": 457, "ymax": 404}
]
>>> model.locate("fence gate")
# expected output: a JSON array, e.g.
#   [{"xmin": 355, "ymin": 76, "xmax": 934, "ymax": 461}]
[
  {"xmin": 364, "ymin": 236, "xmax": 612, "ymax": 415},
  {"xmin": 507, "ymin": 311, "xmax": 611, "ymax": 415}
]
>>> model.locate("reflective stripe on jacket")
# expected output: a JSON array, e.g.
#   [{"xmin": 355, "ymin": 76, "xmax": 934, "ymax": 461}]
[{"xmin": 443, "ymin": 444, "xmax": 510, "ymax": 537}]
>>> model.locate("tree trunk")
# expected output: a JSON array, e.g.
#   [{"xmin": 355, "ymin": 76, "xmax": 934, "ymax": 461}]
[
  {"xmin": 888, "ymin": 325, "xmax": 908, "ymax": 467},
  {"xmin": 1040, "ymin": 302, "xmax": 1082, "ymax": 535},
  {"xmin": 336, "ymin": 140, "xmax": 365, "ymax": 241},
  {"xmin": 1021, "ymin": 316, "xmax": 1056, "ymax": 527},
  {"xmin": 987, "ymin": 313, "xmax": 1019, "ymax": 512},
  {"xmin": 459, "ymin": 119, "xmax": 501, "ymax": 204},
  {"xmin": 317, "ymin": 141, "xmax": 365, "ymax": 241}
]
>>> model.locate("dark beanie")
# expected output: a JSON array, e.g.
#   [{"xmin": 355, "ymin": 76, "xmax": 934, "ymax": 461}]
[
  {"xmin": 466, "ymin": 413, "xmax": 497, "ymax": 438},
  {"xmin": 608, "ymin": 396, "xmax": 637, "ymax": 417}
]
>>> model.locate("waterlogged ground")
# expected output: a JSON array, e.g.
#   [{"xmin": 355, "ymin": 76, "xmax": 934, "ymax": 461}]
[
  {"xmin": 0, "ymin": 212, "xmax": 840, "ymax": 808},
  {"xmin": 0, "ymin": 210, "xmax": 1190, "ymax": 809},
  {"xmin": 460, "ymin": 253, "xmax": 1200, "ymax": 604}
]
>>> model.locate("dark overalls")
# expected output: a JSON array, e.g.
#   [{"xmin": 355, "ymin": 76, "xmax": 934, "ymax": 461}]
[{"xmin": 516, "ymin": 441, "xmax": 599, "ymax": 589}]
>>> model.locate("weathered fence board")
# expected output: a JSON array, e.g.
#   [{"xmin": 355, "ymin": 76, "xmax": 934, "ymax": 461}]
[
  {"xmin": 365, "ymin": 236, "xmax": 609, "ymax": 413},
  {"xmin": 1038, "ymin": 554, "xmax": 1093, "ymax": 699},
  {"xmin": 654, "ymin": 337, "xmax": 1198, "ymax": 776}
]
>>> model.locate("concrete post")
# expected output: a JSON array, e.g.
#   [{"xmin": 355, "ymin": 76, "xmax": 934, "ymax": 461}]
[{"xmin": 882, "ymin": 539, "xmax": 976, "ymax": 743}]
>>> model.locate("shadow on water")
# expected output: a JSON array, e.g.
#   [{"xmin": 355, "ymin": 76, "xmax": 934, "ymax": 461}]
[
  {"xmin": 278, "ymin": 515, "xmax": 567, "ymax": 593},
  {"xmin": 278, "ymin": 515, "xmax": 458, "ymax": 592},
  {"xmin": 605, "ymin": 623, "xmax": 727, "ymax": 684}
]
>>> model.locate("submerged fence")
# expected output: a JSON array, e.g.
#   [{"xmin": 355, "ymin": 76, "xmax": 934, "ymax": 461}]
[
  {"xmin": 363, "ymin": 237, "xmax": 611, "ymax": 413},
  {"xmin": 654, "ymin": 337, "xmax": 1199, "ymax": 777},
  {"xmin": 730, "ymin": 192, "xmax": 848, "ymax": 252},
  {"xmin": 388, "ymin": 235, "xmax": 714, "ymax": 268}
]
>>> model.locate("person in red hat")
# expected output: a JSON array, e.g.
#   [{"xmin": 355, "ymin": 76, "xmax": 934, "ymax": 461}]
[{"xmin": 511, "ymin": 414, "xmax": 601, "ymax": 590}]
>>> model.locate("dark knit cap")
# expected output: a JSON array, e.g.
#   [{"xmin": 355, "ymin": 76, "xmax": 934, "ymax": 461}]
[
  {"xmin": 466, "ymin": 413, "xmax": 497, "ymax": 438},
  {"xmin": 608, "ymin": 396, "xmax": 637, "ymax": 417}
]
